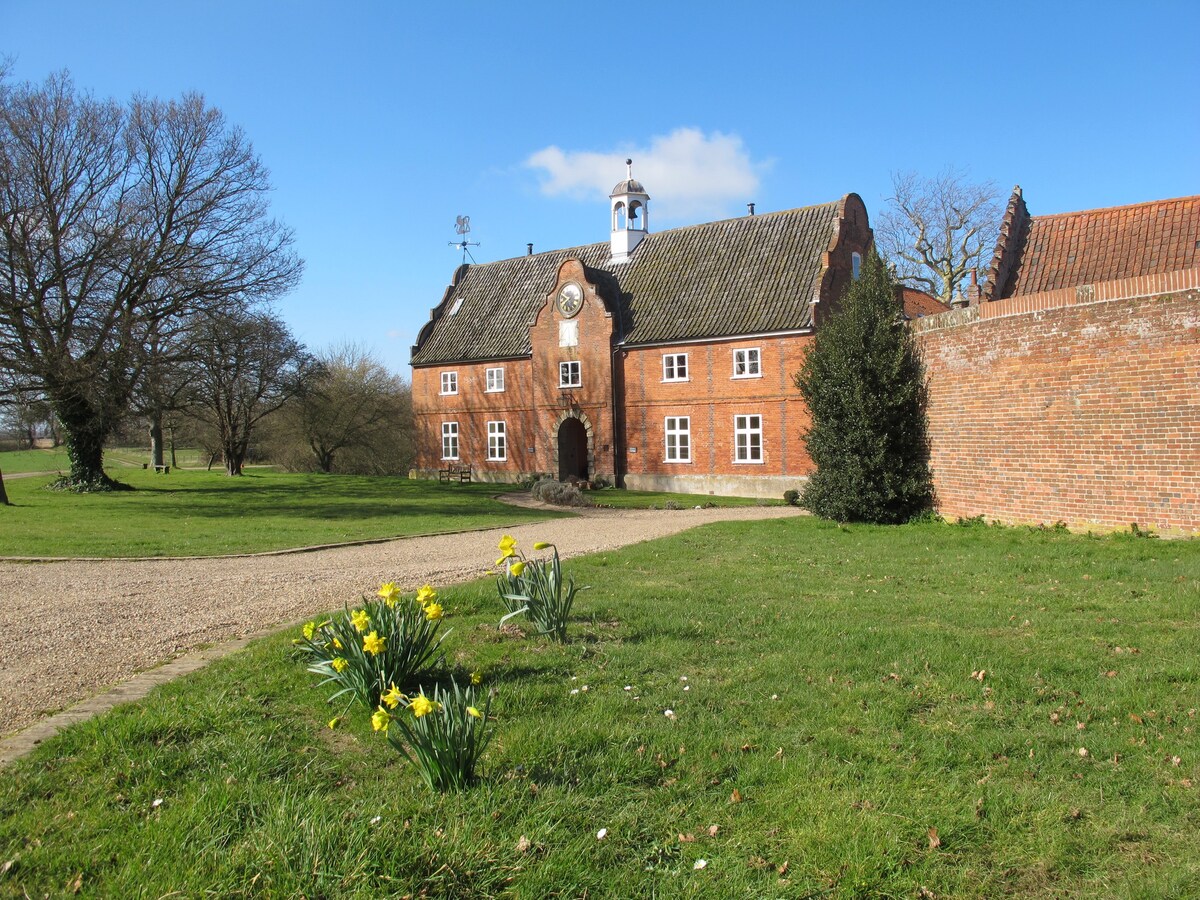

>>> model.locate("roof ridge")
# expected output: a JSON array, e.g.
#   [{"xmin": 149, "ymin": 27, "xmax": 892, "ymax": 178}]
[
  {"xmin": 467, "ymin": 199, "xmax": 844, "ymax": 266},
  {"xmin": 1032, "ymin": 194, "xmax": 1200, "ymax": 222}
]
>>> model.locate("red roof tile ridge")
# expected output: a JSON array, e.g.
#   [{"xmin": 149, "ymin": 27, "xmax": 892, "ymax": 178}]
[{"xmin": 1031, "ymin": 194, "xmax": 1200, "ymax": 222}]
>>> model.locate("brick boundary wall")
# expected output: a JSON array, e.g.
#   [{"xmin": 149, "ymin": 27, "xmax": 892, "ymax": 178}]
[{"xmin": 912, "ymin": 283, "xmax": 1199, "ymax": 535}]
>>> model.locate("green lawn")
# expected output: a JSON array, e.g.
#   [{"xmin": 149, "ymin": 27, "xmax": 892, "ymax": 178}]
[
  {"xmin": 0, "ymin": 468, "xmax": 565, "ymax": 557},
  {"xmin": 0, "ymin": 446, "xmax": 206, "ymax": 474},
  {"xmin": 2, "ymin": 518, "xmax": 1196, "ymax": 897}
]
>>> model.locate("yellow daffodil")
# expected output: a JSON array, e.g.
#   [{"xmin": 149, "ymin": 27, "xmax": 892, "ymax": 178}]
[
  {"xmin": 424, "ymin": 602, "xmax": 444, "ymax": 621},
  {"xmin": 381, "ymin": 684, "xmax": 404, "ymax": 709},
  {"xmin": 332, "ymin": 657, "xmax": 348, "ymax": 673},
  {"xmin": 350, "ymin": 609, "xmax": 370, "ymax": 633},
  {"xmin": 533, "ymin": 541, "xmax": 552, "ymax": 550},
  {"xmin": 470, "ymin": 671, "xmax": 483, "ymax": 686},
  {"xmin": 377, "ymin": 582, "xmax": 401, "ymax": 606},
  {"xmin": 467, "ymin": 706, "xmax": 483, "ymax": 719},
  {"xmin": 363, "ymin": 631, "xmax": 385, "ymax": 655},
  {"xmin": 327, "ymin": 716, "xmax": 340, "ymax": 730},
  {"xmin": 509, "ymin": 560, "xmax": 526, "ymax": 577},
  {"xmin": 495, "ymin": 534, "xmax": 518, "ymax": 565},
  {"xmin": 410, "ymin": 694, "xmax": 435, "ymax": 718},
  {"xmin": 302, "ymin": 621, "xmax": 316, "ymax": 640},
  {"xmin": 415, "ymin": 584, "xmax": 438, "ymax": 607},
  {"xmin": 371, "ymin": 707, "xmax": 391, "ymax": 732},
  {"xmin": 332, "ymin": 637, "xmax": 342, "ymax": 650}
]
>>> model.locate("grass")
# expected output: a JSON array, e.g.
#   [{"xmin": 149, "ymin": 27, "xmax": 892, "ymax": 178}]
[
  {"xmin": 586, "ymin": 487, "xmax": 780, "ymax": 509},
  {"xmin": 0, "ymin": 468, "xmax": 565, "ymax": 557},
  {"xmin": 1, "ymin": 518, "xmax": 1196, "ymax": 897},
  {"xmin": 0, "ymin": 445, "xmax": 210, "ymax": 474}
]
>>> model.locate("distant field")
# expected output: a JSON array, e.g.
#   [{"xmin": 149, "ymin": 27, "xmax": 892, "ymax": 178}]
[
  {"xmin": 0, "ymin": 469, "xmax": 564, "ymax": 557},
  {"xmin": 0, "ymin": 446, "xmax": 206, "ymax": 475}
]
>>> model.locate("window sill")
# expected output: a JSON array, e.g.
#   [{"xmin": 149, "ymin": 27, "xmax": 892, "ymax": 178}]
[{"xmin": 731, "ymin": 374, "xmax": 762, "ymax": 380}]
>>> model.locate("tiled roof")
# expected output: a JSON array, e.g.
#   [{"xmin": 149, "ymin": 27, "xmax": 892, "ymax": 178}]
[
  {"xmin": 898, "ymin": 287, "xmax": 949, "ymax": 318},
  {"xmin": 411, "ymin": 200, "xmax": 844, "ymax": 366},
  {"xmin": 999, "ymin": 194, "xmax": 1200, "ymax": 298}
]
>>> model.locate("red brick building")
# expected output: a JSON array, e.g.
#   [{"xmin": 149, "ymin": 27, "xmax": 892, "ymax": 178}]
[{"xmin": 410, "ymin": 168, "xmax": 872, "ymax": 497}]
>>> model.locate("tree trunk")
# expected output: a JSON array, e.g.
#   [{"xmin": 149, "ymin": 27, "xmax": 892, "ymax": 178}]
[
  {"xmin": 169, "ymin": 425, "xmax": 178, "ymax": 468},
  {"xmin": 53, "ymin": 395, "xmax": 128, "ymax": 491},
  {"xmin": 0, "ymin": 467, "xmax": 10, "ymax": 506},
  {"xmin": 224, "ymin": 439, "xmax": 246, "ymax": 476},
  {"xmin": 149, "ymin": 411, "xmax": 165, "ymax": 469}
]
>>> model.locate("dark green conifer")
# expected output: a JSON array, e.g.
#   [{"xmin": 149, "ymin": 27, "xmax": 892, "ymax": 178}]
[{"xmin": 794, "ymin": 253, "xmax": 933, "ymax": 523}]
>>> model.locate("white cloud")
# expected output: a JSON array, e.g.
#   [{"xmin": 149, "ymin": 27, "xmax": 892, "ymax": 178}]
[{"xmin": 525, "ymin": 128, "xmax": 767, "ymax": 223}]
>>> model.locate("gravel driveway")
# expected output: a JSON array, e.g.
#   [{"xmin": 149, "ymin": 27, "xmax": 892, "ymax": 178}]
[{"xmin": 0, "ymin": 500, "xmax": 802, "ymax": 738}]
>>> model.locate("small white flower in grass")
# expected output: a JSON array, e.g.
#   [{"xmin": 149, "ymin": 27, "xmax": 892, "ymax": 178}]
[
  {"xmin": 370, "ymin": 816, "xmax": 382, "ymax": 826},
  {"xmin": 680, "ymin": 676, "xmax": 688, "ymax": 682},
  {"xmin": 664, "ymin": 709, "xmax": 676, "ymax": 720},
  {"xmin": 570, "ymin": 688, "xmax": 580, "ymax": 695},
  {"xmin": 581, "ymin": 685, "xmax": 589, "ymax": 692},
  {"xmin": 151, "ymin": 798, "xmax": 163, "ymax": 808},
  {"xmin": 596, "ymin": 827, "xmax": 608, "ymax": 840},
  {"xmin": 571, "ymin": 676, "xmax": 578, "ymax": 681},
  {"xmin": 624, "ymin": 685, "xmax": 633, "ymax": 691},
  {"xmin": 771, "ymin": 694, "xmax": 780, "ymax": 701},
  {"xmin": 684, "ymin": 685, "xmax": 691, "ymax": 691},
  {"xmin": 694, "ymin": 859, "xmax": 708, "ymax": 870}
]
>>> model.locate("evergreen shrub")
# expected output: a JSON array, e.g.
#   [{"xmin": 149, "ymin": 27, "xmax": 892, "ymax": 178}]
[{"xmin": 793, "ymin": 253, "xmax": 933, "ymax": 524}]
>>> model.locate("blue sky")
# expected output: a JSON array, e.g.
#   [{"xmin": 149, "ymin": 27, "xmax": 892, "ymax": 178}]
[{"xmin": 5, "ymin": 1, "xmax": 1197, "ymax": 375}]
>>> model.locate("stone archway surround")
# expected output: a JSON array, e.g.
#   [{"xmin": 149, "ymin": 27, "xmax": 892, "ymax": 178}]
[{"xmin": 552, "ymin": 409, "xmax": 594, "ymax": 482}]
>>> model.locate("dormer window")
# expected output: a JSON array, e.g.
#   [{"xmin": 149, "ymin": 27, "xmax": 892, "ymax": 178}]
[{"xmin": 449, "ymin": 297, "xmax": 464, "ymax": 315}]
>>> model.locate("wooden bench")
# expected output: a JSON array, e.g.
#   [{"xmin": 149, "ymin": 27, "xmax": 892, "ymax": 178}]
[
  {"xmin": 438, "ymin": 463, "xmax": 471, "ymax": 484},
  {"xmin": 142, "ymin": 463, "xmax": 171, "ymax": 474}
]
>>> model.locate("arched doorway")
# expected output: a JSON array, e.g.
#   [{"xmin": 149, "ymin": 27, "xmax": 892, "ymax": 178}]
[{"xmin": 557, "ymin": 417, "xmax": 589, "ymax": 482}]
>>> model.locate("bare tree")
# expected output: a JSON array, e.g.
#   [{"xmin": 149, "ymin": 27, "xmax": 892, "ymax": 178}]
[
  {"xmin": 280, "ymin": 343, "xmax": 413, "ymax": 474},
  {"xmin": 0, "ymin": 72, "xmax": 301, "ymax": 490},
  {"xmin": 875, "ymin": 168, "xmax": 1002, "ymax": 303},
  {"xmin": 190, "ymin": 308, "xmax": 315, "ymax": 476}
]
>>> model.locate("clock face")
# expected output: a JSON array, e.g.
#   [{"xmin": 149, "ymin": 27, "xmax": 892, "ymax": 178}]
[{"xmin": 556, "ymin": 282, "xmax": 583, "ymax": 318}]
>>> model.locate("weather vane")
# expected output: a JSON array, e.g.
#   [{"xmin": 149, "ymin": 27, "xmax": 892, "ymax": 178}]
[{"xmin": 449, "ymin": 215, "xmax": 480, "ymax": 265}]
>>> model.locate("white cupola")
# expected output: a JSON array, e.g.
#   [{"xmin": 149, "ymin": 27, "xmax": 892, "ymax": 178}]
[{"xmin": 609, "ymin": 158, "xmax": 649, "ymax": 263}]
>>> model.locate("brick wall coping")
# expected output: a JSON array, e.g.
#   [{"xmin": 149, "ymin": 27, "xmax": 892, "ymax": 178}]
[{"xmin": 911, "ymin": 268, "xmax": 1200, "ymax": 333}]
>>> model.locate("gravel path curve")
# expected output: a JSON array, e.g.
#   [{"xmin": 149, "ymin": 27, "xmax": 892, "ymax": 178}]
[{"xmin": 0, "ymin": 500, "xmax": 802, "ymax": 737}]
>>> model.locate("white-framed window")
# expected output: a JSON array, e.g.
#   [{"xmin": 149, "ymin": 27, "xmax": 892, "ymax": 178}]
[
  {"xmin": 734, "ymin": 414, "xmax": 763, "ymax": 463},
  {"xmin": 485, "ymin": 367, "xmax": 505, "ymax": 392},
  {"xmin": 441, "ymin": 422, "xmax": 459, "ymax": 460},
  {"xmin": 733, "ymin": 348, "xmax": 761, "ymax": 378},
  {"xmin": 852, "ymin": 252, "xmax": 862, "ymax": 280},
  {"xmin": 487, "ymin": 421, "xmax": 506, "ymax": 461},
  {"xmin": 559, "ymin": 360, "xmax": 582, "ymax": 388},
  {"xmin": 440, "ymin": 371, "xmax": 458, "ymax": 395},
  {"xmin": 662, "ymin": 353, "xmax": 689, "ymax": 382},
  {"xmin": 664, "ymin": 416, "xmax": 691, "ymax": 463}
]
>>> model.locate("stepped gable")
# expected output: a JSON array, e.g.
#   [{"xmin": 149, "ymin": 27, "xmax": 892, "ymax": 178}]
[
  {"xmin": 411, "ymin": 199, "xmax": 846, "ymax": 366},
  {"xmin": 995, "ymin": 193, "xmax": 1200, "ymax": 299}
]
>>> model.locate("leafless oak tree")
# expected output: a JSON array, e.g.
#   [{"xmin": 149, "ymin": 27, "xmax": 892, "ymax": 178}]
[
  {"xmin": 189, "ymin": 308, "xmax": 315, "ymax": 476},
  {"xmin": 281, "ymin": 343, "xmax": 413, "ymax": 474},
  {"xmin": 0, "ymin": 72, "xmax": 301, "ymax": 489},
  {"xmin": 874, "ymin": 168, "xmax": 1001, "ymax": 303}
]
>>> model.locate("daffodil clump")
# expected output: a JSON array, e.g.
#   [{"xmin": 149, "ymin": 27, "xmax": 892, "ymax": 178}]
[
  {"xmin": 298, "ymin": 582, "xmax": 450, "ymax": 711},
  {"xmin": 495, "ymin": 535, "xmax": 587, "ymax": 642},
  {"xmin": 371, "ymin": 679, "xmax": 493, "ymax": 793}
]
